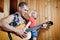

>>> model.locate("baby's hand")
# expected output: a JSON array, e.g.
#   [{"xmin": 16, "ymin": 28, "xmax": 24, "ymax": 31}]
[{"xmin": 42, "ymin": 24, "xmax": 47, "ymax": 28}]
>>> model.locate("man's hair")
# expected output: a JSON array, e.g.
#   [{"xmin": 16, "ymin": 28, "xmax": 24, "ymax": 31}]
[{"xmin": 18, "ymin": 2, "xmax": 28, "ymax": 8}]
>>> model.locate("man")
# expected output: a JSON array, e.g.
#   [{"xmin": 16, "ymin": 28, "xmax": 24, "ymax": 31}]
[{"xmin": 0, "ymin": 2, "xmax": 28, "ymax": 39}]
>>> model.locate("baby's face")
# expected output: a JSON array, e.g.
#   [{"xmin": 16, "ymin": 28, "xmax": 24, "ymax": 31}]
[{"xmin": 32, "ymin": 11, "xmax": 37, "ymax": 19}]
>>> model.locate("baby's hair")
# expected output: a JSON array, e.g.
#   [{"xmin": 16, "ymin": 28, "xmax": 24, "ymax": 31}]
[{"xmin": 30, "ymin": 10, "xmax": 38, "ymax": 19}]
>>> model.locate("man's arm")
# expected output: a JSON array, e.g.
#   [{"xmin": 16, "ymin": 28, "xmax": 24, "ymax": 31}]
[
  {"xmin": 0, "ymin": 15, "xmax": 17, "ymax": 32},
  {"xmin": 0, "ymin": 15, "xmax": 27, "ymax": 38}
]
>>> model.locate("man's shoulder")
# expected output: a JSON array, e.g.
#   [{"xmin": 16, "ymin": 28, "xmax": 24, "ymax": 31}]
[{"xmin": 10, "ymin": 12, "xmax": 19, "ymax": 17}]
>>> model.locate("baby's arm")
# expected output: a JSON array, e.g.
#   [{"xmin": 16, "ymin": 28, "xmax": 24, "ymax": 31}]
[{"xmin": 24, "ymin": 21, "xmax": 31, "ymax": 30}]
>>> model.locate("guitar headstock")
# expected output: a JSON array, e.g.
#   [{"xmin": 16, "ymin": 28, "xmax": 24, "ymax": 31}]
[{"xmin": 43, "ymin": 21, "xmax": 53, "ymax": 28}]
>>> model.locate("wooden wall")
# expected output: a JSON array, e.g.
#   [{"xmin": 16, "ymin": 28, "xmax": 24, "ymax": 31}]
[
  {"xmin": 0, "ymin": 0, "xmax": 10, "ymax": 19},
  {"xmin": 17, "ymin": 0, "xmax": 60, "ymax": 40}
]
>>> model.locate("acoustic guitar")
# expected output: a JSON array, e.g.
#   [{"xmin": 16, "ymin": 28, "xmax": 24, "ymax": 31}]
[{"xmin": 0, "ymin": 21, "xmax": 53, "ymax": 40}]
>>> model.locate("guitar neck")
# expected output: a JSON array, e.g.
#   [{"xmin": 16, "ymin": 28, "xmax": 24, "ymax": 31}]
[
  {"xmin": 25, "ymin": 21, "xmax": 53, "ymax": 32},
  {"xmin": 25, "ymin": 24, "xmax": 43, "ymax": 32}
]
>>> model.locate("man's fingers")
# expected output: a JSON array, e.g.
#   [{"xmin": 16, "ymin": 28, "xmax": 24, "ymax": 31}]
[
  {"xmin": 20, "ymin": 35, "xmax": 24, "ymax": 39},
  {"xmin": 19, "ymin": 33, "xmax": 27, "ymax": 39},
  {"xmin": 24, "ymin": 32, "xmax": 27, "ymax": 34},
  {"xmin": 22, "ymin": 34, "xmax": 27, "ymax": 38},
  {"xmin": 20, "ymin": 34, "xmax": 27, "ymax": 39}
]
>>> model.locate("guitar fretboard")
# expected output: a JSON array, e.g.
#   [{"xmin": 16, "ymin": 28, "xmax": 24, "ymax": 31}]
[{"xmin": 25, "ymin": 24, "xmax": 43, "ymax": 32}]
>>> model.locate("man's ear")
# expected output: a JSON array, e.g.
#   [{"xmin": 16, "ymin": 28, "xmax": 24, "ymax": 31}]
[{"xmin": 18, "ymin": 7, "xmax": 22, "ymax": 11}]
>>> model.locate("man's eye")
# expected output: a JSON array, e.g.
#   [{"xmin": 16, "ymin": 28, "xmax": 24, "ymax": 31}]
[{"xmin": 25, "ymin": 9, "xmax": 28, "ymax": 11}]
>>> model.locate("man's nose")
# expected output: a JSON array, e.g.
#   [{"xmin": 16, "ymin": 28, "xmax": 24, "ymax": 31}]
[{"xmin": 25, "ymin": 11, "xmax": 28, "ymax": 13}]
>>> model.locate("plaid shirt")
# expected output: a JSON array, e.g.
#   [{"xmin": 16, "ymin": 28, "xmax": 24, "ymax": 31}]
[{"xmin": 9, "ymin": 12, "xmax": 25, "ymax": 27}]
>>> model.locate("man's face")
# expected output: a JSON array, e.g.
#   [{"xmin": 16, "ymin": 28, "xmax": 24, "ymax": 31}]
[{"xmin": 20, "ymin": 5, "xmax": 28, "ymax": 16}]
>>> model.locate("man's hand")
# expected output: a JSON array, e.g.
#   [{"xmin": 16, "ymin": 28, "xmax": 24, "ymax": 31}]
[{"xmin": 15, "ymin": 29, "xmax": 27, "ymax": 39}]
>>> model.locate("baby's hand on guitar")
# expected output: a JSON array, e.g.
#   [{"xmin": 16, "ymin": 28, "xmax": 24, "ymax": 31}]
[{"xmin": 42, "ymin": 24, "xmax": 47, "ymax": 28}]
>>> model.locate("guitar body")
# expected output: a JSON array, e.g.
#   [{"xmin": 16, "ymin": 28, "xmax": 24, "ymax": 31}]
[
  {"xmin": 0, "ymin": 29, "xmax": 9, "ymax": 40},
  {"xmin": 0, "ymin": 24, "xmax": 31, "ymax": 40}
]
